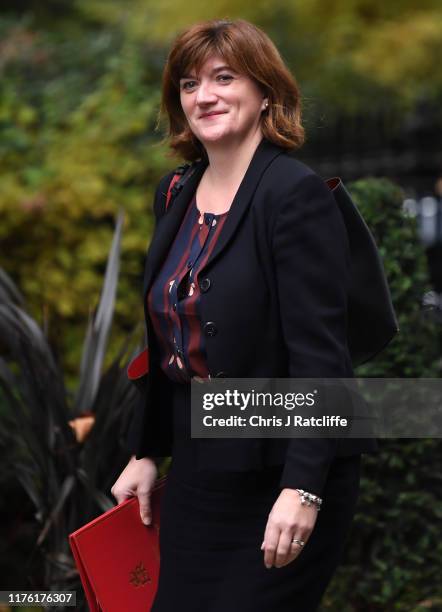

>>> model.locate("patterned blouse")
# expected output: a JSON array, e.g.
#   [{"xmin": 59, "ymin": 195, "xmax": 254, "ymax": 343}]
[{"xmin": 147, "ymin": 192, "xmax": 228, "ymax": 383}]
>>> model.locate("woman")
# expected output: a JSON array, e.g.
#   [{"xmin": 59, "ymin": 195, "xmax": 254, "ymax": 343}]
[{"xmin": 111, "ymin": 18, "xmax": 377, "ymax": 611}]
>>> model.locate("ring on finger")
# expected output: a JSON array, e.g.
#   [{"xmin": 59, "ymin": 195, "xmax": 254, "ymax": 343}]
[{"xmin": 291, "ymin": 538, "xmax": 305, "ymax": 547}]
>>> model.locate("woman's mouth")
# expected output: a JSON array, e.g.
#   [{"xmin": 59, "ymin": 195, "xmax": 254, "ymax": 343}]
[{"xmin": 200, "ymin": 111, "xmax": 227, "ymax": 119}]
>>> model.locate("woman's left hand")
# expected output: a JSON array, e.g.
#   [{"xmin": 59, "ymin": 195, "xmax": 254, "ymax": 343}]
[{"xmin": 261, "ymin": 488, "xmax": 319, "ymax": 569}]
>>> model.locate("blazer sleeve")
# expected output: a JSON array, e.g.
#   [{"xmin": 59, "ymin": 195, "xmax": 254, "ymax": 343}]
[
  {"xmin": 272, "ymin": 172, "xmax": 352, "ymax": 496},
  {"xmin": 124, "ymin": 172, "xmax": 175, "ymax": 457}
]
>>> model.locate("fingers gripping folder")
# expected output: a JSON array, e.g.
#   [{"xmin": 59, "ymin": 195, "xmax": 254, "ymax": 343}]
[
  {"xmin": 69, "ymin": 348, "xmax": 166, "ymax": 612},
  {"xmin": 69, "ymin": 476, "xmax": 165, "ymax": 612}
]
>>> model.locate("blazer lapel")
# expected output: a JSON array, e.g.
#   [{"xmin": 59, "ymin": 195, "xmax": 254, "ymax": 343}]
[
  {"xmin": 198, "ymin": 137, "xmax": 284, "ymax": 273},
  {"xmin": 142, "ymin": 136, "xmax": 285, "ymax": 299}
]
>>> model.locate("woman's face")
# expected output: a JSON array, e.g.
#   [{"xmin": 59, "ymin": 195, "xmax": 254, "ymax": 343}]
[{"xmin": 179, "ymin": 54, "xmax": 267, "ymax": 148}]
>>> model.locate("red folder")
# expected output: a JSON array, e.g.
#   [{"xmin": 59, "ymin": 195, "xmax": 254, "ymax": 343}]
[
  {"xmin": 69, "ymin": 476, "xmax": 166, "ymax": 612},
  {"xmin": 127, "ymin": 347, "xmax": 149, "ymax": 391}
]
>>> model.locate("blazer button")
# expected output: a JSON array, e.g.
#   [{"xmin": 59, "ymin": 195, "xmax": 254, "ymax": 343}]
[
  {"xmin": 199, "ymin": 277, "xmax": 211, "ymax": 293},
  {"xmin": 204, "ymin": 322, "xmax": 218, "ymax": 337}
]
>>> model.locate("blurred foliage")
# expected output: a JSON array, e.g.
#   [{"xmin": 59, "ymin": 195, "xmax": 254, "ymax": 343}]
[
  {"xmin": 322, "ymin": 178, "xmax": 442, "ymax": 611},
  {"xmin": 353, "ymin": 177, "xmax": 439, "ymax": 378},
  {"xmin": 0, "ymin": 16, "xmax": 170, "ymax": 380},
  {"xmin": 0, "ymin": 214, "xmax": 140, "ymax": 610}
]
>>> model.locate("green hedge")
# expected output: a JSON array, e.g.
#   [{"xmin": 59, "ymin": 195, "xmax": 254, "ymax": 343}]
[{"xmin": 322, "ymin": 178, "xmax": 441, "ymax": 611}]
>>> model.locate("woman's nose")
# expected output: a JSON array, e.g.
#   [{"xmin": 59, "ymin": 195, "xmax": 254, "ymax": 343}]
[{"xmin": 195, "ymin": 80, "xmax": 218, "ymax": 105}]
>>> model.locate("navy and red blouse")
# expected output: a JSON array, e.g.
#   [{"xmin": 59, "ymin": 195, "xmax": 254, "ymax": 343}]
[{"xmin": 147, "ymin": 193, "xmax": 228, "ymax": 383}]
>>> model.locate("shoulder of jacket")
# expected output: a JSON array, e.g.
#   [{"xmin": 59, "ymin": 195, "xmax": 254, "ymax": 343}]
[
  {"xmin": 255, "ymin": 153, "xmax": 327, "ymax": 214},
  {"xmin": 264, "ymin": 152, "xmax": 319, "ymax": 190},
  {"xmin": 255, "ymin": 153, "xmax": 333, "ymax": 244}
]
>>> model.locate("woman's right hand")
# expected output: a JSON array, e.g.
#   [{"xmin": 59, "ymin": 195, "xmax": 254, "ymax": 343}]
[{"xmin": 111, "ymin": 455, "xmax": 158, "ymax": 525}]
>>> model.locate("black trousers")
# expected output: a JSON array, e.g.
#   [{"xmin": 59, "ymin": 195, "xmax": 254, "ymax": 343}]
[{"xmin": 151, "ymin": 383, "xmax": 361, "ymax": 612}]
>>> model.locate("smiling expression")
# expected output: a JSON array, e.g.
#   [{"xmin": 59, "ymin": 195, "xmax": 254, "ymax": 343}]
[{"xmin": 179, "ymin": 54, "xmax": 267, "ymax": 147}]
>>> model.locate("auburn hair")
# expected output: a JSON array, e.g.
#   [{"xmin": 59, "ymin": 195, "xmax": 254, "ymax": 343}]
[{"xmin": 157, "ymin": 19, "xmax": 305, "ymax": 161}]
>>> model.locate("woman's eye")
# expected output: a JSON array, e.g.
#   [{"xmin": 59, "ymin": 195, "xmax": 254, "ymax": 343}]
[
  {"xmin": 181, "ymin": 74, "xmax": 233, "ymax": 90},
  {"xmin": 181, "ymin": 81, "xmax": 197, "ymax": 90}
]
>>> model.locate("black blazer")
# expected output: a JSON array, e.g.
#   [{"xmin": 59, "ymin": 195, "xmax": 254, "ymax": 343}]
[{"xmin": 127, "ymin": 137, "xmax": 377, "ymax": 496}]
